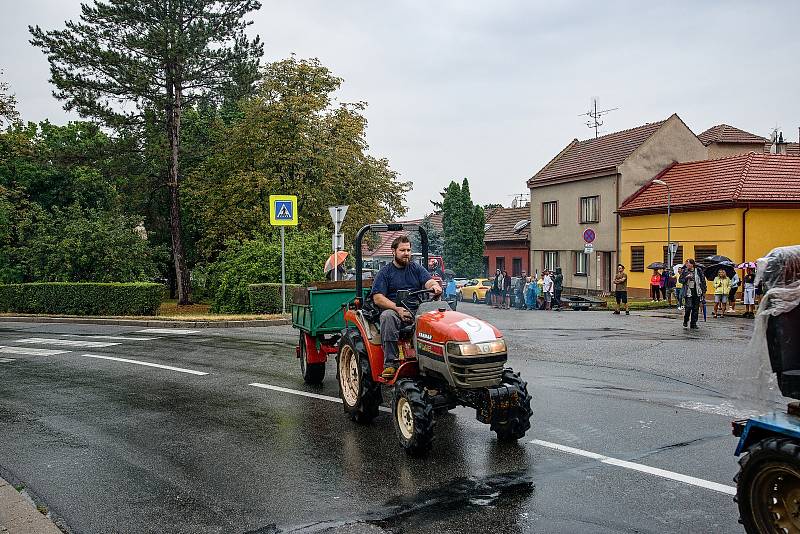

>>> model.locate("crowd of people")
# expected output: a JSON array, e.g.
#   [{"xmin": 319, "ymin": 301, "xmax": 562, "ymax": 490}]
[{"xmin": 485, "ymin": 268, "xmax": 565, "ymax": 311}]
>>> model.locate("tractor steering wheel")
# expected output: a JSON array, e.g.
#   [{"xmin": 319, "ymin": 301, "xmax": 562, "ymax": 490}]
[{"xmin": 398, "ymin": 288, "xmax": 439, "ymax": 313}]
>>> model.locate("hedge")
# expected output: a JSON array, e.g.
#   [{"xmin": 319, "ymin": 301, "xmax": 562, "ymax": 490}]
[
  {"xmin": 248, "ymin": 283, "xmax": 299, "ymax": 314},
  {"xmin": 0, "ymin": 282, "xmax": 163, "ymax": 316}
]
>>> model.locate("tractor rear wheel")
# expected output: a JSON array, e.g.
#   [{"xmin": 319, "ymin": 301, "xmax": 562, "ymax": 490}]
[
  {"xmin": 491, "ymin": 369, "xmax": 533, "ymax": 442},
  {"xmin": 337, "ymin": 331, "xmax": 381, "ymax": 424},
  {"xmin": 736, "ymin": 437, "xmax": 800, "ymax": 534},
  {"xmin": 299, "ymin": 333, "xmax": 326, "ymax": 385},
  {"xmin": 393, "ymin": 379, "xmax": 435, "ymax": 456}
]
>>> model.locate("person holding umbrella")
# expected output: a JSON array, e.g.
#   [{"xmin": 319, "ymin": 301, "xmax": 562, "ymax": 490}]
[
  {"xmin": 650, "ymin": 268, "xmax": 662, "ymax": 302},
  {"xmin": 325, "ymin": 251, "xmax": 348, "ymax": 281},
  {"xmin": 680, "ymin": 259, "xmax": 706, "ymax": 329}
]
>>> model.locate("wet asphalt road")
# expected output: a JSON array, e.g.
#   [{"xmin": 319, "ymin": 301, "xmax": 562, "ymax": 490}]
[{"xmin": 0, "ymin": 305, "xmax": 764, "ymax": 533}]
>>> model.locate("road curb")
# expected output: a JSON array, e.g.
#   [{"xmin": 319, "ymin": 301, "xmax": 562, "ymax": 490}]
[
  {"xmin": 0, "ymin": 316, "xmax": 291, "ymax": 328},
  {"xmin": 0, "ymin": 477, "xmax": 62, "ymax": 534}
]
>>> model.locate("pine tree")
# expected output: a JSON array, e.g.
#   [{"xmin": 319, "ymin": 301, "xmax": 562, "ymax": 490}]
[
  {"xmin": 30, "ymin": 0, "xmax": 263, "ymax": 304},
  {"xmin": 441, "ymin": 178, "xmax": 485, "ymax": 277}
]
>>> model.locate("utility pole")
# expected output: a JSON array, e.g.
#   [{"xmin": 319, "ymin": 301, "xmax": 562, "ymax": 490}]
[{"xmin": 579, "ymin": 98, "xmax": 619, "ymax": 138}]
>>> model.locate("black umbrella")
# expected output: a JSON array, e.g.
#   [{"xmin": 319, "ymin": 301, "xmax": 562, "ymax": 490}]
[
  {"xmin": 704, "ymin": 261, "xmax": 736, "ymax": 279},
  {"xmin": 647, "ymin": 262, "xmax": 666, "ymax": 270},
  {"xmin": 702, "ymin": 255, "xmax": 733, "ymax": 265}
]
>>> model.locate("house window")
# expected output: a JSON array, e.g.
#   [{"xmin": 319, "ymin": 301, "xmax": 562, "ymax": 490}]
[
  {"xmin": 694, "ymin": 245, "xmax": 717, "ymax": 262},
  {"xmin": 580, "ymin": 196, "xmax": 599, "ymax": 223},
  {"xmin": 544, "ymin": 251, "xmax": 559, "ymax": 271},
  {"xmin": 512, "ymin": 258, "xmax": 522, "ymax": 277},
  {"xmin": 663, "ymin": 245, "xmax": 684, "ymax": 266},
  {"xmin": 575, "ymin": 251, "xmax": 589, "ymax": 276},
  {"xmin": 631, "ymin": 246, "xmax": 645, "ymax": 272},
  {"xmin": 542, "ymin": 201, "xmax": 558, "ymax": 226},
  {"xmin": 496, "ymin": 256, "xmax": 505, "ymax": 272}
]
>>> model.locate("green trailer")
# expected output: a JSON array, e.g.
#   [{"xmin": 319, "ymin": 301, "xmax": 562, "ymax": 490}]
[{"xmin": 291, "ymin": 283, "xmax": 369, "ymax": 385}]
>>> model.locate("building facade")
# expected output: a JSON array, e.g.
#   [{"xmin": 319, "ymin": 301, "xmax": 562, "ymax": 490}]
[
  {"xmin": 527, "ymin": 114, "xmax": 706, "ymax": 293},
  {"xmin": 483, "ymin": 206, "xmax": 531, "ymax": 277},
  {"xmin": 619, "ymin": 153, "xmax": 800, "ymax": 296}
]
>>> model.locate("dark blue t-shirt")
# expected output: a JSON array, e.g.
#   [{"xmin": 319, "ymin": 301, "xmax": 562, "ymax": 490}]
[{"xmin": 371, "ymin": 261, "xmax": 432, "ymax": 303}]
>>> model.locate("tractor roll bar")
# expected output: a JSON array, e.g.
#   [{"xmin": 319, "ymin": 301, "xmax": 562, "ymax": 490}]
[{"xmin": 354, "ymin": 223, "xmax": 429, "ymax": 301}]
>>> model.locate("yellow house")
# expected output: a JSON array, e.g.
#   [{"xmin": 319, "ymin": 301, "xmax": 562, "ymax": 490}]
[{"xmin": 619, "ymin": 153, "xmax": 800, "ymax": 297}]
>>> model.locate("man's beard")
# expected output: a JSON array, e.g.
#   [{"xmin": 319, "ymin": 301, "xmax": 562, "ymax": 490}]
[{"xmin": 395, "ymin": 255, "xmax": 410, "ymax": 266}]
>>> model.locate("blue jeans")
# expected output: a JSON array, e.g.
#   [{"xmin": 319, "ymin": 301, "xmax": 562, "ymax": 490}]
[{"xmin": 676, "ymin": 286, "xmax": 684, "ymax": 307}]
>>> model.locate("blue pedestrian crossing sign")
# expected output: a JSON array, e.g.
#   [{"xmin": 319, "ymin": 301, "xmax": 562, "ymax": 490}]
[{"xmin": 269, "ymin": 195, "xmax": 298, "ymax": 226}]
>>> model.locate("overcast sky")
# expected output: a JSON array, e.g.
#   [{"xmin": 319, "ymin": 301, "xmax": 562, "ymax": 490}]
[{"xmin": 3, "ymin": 1, "xmax": 799, "ymax": 218}]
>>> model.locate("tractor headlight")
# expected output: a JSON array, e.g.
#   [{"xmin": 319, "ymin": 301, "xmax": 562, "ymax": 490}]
[{"xmin": 446, "ymin": 339, "xmax": 506, "ymax": 356}]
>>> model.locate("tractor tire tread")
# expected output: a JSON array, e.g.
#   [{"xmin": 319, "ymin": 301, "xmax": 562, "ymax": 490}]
[
  {"xmin": 337, "ymin": 330, "xmax": 382, "ymax": 424},
  {"xmin": 394, "ymin": 379, "xmax": 435, "ymax": 456},
  {"xmin": 491, "ymin": 369, "xmax": 533, "ymax": 442}
]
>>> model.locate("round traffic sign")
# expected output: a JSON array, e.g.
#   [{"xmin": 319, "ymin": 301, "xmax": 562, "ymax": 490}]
[{"xmin": 583, "ymin": 228, "xmax": 596, "ymax": 243}]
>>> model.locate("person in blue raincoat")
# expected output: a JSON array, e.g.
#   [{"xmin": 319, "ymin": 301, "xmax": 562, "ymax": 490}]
[
  {"xmin": 525, "ymin": 274, "xmax": 539, "ymax": 310},
  {"xmin": 445, "ymin": 277, "xmax": 457, "ymax": 300}
]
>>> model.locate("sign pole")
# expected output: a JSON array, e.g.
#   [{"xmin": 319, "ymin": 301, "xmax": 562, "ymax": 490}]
[{"xmin": 281, "ymin": 226, "xmax": 286, "ymax": 314}]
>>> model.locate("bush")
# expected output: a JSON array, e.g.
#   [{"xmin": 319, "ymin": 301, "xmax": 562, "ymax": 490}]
[
  {"xmin": 0, "ymin": 282, "xmax": 163, "ymax": 316},
  {"xmin": 208, "ymin": 229, "xmax": 329, "ymax": 313},
  {"xmin": 248, "ymin": 283, "xmax": 299, "ymax": 314}
]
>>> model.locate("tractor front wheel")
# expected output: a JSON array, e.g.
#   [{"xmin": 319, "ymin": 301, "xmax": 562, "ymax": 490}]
[
  {"xmin": 736, "ymin": 437, "xmax": 800, "ymax": 534},
  {"xmin": 491, "ymin": 369, "xmax": 533, "ymax": 442},
  {"xmin": 299, "ymin": 333, "xmax": 326, "ymax": 385},
  {"xmin": 337, "ymin": 331, "xmax": 381, "ymax": 424},
  {"xmin": 393, "ymin": 379, "xmax": 435, "ymax": 456}
]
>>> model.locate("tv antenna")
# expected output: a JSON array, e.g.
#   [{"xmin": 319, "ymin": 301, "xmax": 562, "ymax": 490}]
[
  {"xmin": 509, "ymin": 193, "xmax": 529, "ymax": 208},
  {"xmin": 579, "ymin": 97, "xmax": 618, "ymax": 138}
]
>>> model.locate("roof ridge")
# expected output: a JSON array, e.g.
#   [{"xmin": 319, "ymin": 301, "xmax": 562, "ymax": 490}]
[
  {"xmin": 734, "ymin": 152, "xmax": 755, "ymax": 202},
  {"xmin": 577, "ymin": 118, "xmax": 667, "ymax": 144}
]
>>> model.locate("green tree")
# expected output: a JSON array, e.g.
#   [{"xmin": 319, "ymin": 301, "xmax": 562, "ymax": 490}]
[
  {"xmin": 410, "ymin": 215, "xmax": 443, "ymax": 257},
  {"xmin": 30, "ymin": 0, "xmax": 264, "ymax": 304},
  {"xmin": 441, "ymin": 178, "xmax": 485, "ymax": 277},
  {"xmin": 184, "ymin": 56, "xmax": 410, "ymax": 262},
  {"xmin": 0, "ymin": 71, "xmax": 19, "ymax": 126}
]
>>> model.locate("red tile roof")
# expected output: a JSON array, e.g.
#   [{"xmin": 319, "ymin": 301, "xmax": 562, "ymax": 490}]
[
  {"xmin": 528, "ymin": 118, "xmax": 668, "ymax": 185},
  {"xmin": 484, "ymin": 206, "xmax": 531, "ymax": 243},
  {"xmin": 619, "ymin": 153, "xmax": 800, "ymax": 214},
  {"xmin": 698, "ymin": 124, "xmax": 767, "ymax": 146}
]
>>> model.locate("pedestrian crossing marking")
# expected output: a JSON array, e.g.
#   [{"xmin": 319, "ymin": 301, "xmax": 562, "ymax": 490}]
[
  {"xmin": 0, "ymin": 346, "xmax": 71, "ymax": 356},
  {"xmin": 135, "ymin": 328, "xmax": 198, "ymax": 335},
  {"xmin": 13, "ymin": 338, "xmax": 120, "ymax": 348},
  {"xmin": 62, "ymin": 335, "xmax": 159, "ymax": 341}
]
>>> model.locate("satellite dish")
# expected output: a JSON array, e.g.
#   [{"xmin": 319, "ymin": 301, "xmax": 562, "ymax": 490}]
[
  {"xmin": 484, "ymin": 223, "xmax": 492, "ymax": 232},
  {"xmin": 513, "ymin": 220, "xmax": 530, "ymax": 232}
]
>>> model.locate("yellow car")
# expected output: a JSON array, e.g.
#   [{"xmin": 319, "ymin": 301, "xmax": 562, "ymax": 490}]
[{"xmin": 459, "ymin": 278, "xmax": 493, "ymax": 303}]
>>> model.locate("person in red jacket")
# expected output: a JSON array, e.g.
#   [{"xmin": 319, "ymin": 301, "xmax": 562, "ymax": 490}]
[{"xmin": 650, "ymin": 269, "xmax": 662, "ymax": 302}]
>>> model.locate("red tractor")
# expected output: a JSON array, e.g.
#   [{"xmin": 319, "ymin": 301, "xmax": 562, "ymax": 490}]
[{"xmin": 335, "ymin": 223, "xmax": 532, "ymax": 455}]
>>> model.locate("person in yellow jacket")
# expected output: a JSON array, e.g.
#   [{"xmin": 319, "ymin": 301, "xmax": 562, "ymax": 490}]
[{"xmin": 712, "ymin": 269, "xmax": 731, "ymax": 318}]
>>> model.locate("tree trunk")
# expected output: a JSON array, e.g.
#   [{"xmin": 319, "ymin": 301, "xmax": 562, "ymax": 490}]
[{"xmin": 166, "ymin": 69, "xmax": 191, "ymax": 305}]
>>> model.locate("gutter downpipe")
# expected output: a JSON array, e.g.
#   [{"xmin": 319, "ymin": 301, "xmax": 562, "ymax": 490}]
[{"xmin": 742, "ymin": 205, "xmax": 750, "ymax": 262}]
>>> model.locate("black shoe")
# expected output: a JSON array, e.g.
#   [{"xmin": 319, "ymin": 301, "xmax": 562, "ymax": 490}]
[
  {"xmin": 625, "ymin": 311, "xmax": 630, "ymax": 315},
  {"xmin": 683, "ymin": 322, "xmax": 688, "ymax": 328},
  {"xmin": 613, "ymin": 310, "xmax": 620, "ymax": 315},
  {"xmin": 690, "ymin": 324, "xmax": 699, "ymax": 329}
]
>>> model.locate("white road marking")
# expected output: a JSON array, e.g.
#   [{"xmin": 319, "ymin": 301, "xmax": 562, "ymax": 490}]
[
  {"xmin": 62, "ymin": 335, "xmax": 159, "ymax": 341},
  {"xmin": 0, "ymin": 346, "xmax": 71, "ymax": 356},
  {"xmin": 249, "ymin": 382, "xmax": 391, "ymax": 413},
  {"xmin": 530, "ymin": 439, "xmax": 736, "ymax": 495},
  {"xmin": 0, "ymin": 357, "xmax": 16, "ymax": 363},
  {"xmin": 136, "ymin": 328, "xmax": 199, "ymax": 335},
  {"xmin": 13, "ymin": 338, "xmax": 120, "ymax": 348},
  {"xmin": 79, "ymin": 354, "xmax": 208, "ymax": 375}
]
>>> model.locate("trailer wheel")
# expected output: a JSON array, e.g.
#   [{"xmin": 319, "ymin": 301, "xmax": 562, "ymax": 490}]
[
  {"xmin": 736, "ymin": 437, "xmax": 800, "ymax": 534},
  {"xmin": 491, "ymin": 369, "xmax": 533, "ymax": 442},
  {"xmin": 393, "ymin": 379, "xmax": 435, "ymax": 456},
  {"xmin": 299, "ymin": 333, "xmax": 326, "ymax": 385},
  {"xmin": 336, "ymin": 331, "xmax": 381, "ymax": 424}
]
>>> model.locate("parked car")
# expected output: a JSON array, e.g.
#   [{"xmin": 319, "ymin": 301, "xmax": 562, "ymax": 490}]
[{"xmin": 460, "ymin": 278, "xmax": 492, "ymax": 303}]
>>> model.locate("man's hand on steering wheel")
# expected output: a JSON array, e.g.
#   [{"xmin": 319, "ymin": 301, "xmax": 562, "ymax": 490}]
[{"xmin": 426, "ymin": 280, "xmax": 443, "ymax": 299}]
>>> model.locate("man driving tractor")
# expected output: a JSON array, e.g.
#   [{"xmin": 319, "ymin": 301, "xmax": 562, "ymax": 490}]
[{"xmin": 370, "ymin": 235, "xmax": 442, "ymax": 378}]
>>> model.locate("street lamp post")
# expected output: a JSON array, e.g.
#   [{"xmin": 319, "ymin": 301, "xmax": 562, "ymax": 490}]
[{"xmin": 653, "ymin": 179, "xmax": 672, "ymax": 272}]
